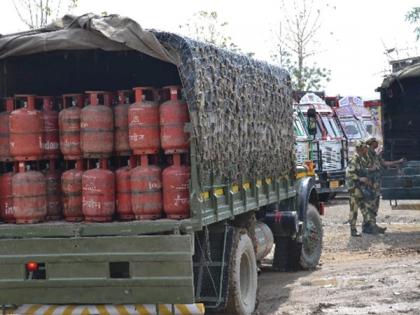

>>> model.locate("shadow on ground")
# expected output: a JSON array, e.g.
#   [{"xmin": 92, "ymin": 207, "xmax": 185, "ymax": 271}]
[{"xmin": 254, "ymin": 266, "xmax": 315, "ymax": 315}]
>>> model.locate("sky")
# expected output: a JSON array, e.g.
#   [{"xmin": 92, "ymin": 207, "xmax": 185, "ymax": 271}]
[{"xmin": 0, "ymin": 0, "xmax": 419, "ymax": 100}]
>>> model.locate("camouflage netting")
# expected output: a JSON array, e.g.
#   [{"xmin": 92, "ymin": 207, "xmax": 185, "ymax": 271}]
[{"xmin": 0, "ymin": 14, "xmax": 295, "ymax": 182}]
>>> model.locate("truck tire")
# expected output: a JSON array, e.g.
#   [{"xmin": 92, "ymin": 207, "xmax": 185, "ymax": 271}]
[
  {"xmin": 291, "ymin": 204, "xmax": 323, "ymax": 269},
  {"xmin": 226, "ymin": 232, "xmax": 258, "ymax": 315}
]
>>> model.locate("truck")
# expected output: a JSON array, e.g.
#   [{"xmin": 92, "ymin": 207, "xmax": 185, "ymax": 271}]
[
  {"xmin": 293, "ymin": 106, "xmax": 311, "ymax": 166},
  {"xmin": 334, "ymin": 100, "xmax": 370, "ymax": 158},
  {"xmin": 297, "ymin": 93, "xmax": 348, "ymax": 201},
  {"xmin": 378, "ymin": 62, "xmax": 420, "ymax": 202},
  {"xmin": 0, "ymin": 14, "xmax": 323, "ymax": 315}
]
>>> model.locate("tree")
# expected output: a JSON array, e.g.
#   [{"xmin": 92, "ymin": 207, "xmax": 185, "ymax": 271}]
[
  {"xmin": 179, "ymin": 10, "xmax": 254, "ymax": 57},
  {"xmin": 271, "ymin": 0, "xmax": 332, "ymax": 91},
  {"xmin": 12, "ymin": 0, "xmax": 79, "ymax": 29},
  {"xmin": 406, "ymin": 7, "xmax": 420, "ymax": 40}
]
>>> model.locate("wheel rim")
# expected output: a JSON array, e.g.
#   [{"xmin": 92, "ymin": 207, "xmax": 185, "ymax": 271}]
[
  {"xmin": 303, "ymin": 219, "xmax": 321, "ymax": 257},
  {"xmin": 240, "ymin": 251, "xmax": 252, "ymax": 306}
]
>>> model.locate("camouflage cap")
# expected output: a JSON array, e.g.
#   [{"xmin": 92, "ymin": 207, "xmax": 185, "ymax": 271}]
[
  {"xmin": 355, "ymin": 139, "xmax": 367, "ymax": 149},
  {"xmin": 365, "ymin": 137, "xmax": 378, "ymax": 145}
]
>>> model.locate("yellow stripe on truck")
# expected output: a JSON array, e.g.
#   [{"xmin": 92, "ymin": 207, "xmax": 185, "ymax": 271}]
[
  {"xmin": 62, "ymin": 305, "xmax": 77, "ymax": 315},
  {"xmin": 158, "ymin": 305, "xmax": 172, "ymax": 315},
  {"xmin": 135, "ymin": 304, "xmax": 152, "ymax": 315},
  {"xmin": 116, "ymin": 305, "xmax": 131, "ymax": 315},
  {"xmin": 96, "ymin": 305, "xmax": 110, "ymax": 315},
  {"xmin": 175, "ymin": 304, "xmax": 190, "ymax": 315},
  {"xmin": 43, "ymin": 305, "xmax": 59, "ymax": 315},
  {"xmin": 10, "ymin": 304, "xmax": 205, "ymax": 315},
  {"xmin": 25, "ymin": 304, "xmax": 43, "ymax": 315}
]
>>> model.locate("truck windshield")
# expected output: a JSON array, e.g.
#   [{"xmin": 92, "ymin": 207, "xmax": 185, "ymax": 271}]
[
  {"xmin": 294, "ymin": 117, "xmax": 307, "ymax": 137},
  {"xmin": 363, "ymin": 119, "xmax": 374, "ymax": 135},
  {"xmin": 322, "ymin": 116, "xmax": 343, "ymax": 138},
  {"xmin": 304, "ymin": 116, "xmax": 322, "ymax": 139},
  {"xmin": 321, "ymin": 116, "xmax": 341, "ymax": 138},
  {"xmin": 340, "ymin": 120, "xmax": 362, "ymax": 139}
]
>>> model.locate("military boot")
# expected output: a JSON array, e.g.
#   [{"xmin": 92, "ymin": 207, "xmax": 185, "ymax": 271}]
[
  {"xmin": 362, "ymin": 223, "xmax": 379, "ymax": 235},
  {"xmin": 375, "ymin": 224, "xmax": 387, "ymax": 234},
  {"xmin": 350, "ymin": 227, "xmax": 361, "ymax": 237}
]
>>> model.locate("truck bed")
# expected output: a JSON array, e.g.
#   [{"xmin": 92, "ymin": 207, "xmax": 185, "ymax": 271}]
[{"xmin": 0, "ymin": 219, "xmax": 195, "ymax": 238}]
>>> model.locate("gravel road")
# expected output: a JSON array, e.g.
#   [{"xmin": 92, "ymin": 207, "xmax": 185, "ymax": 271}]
[{"xmin": 256, "ymin": 196, "xmax": 420, "ymax": 315}]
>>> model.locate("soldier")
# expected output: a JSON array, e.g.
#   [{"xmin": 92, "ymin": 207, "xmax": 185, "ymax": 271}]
[
  {"xmin": 365, "ymin": 137, "xmax": 405, "ymax": 233},
  {"xmin": 346, "ymin": 140, "xmax": 376, "ymax": 236}
]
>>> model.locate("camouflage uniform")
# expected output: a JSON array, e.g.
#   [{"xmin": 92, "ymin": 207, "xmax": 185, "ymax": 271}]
[
  {"xmin": 366, "ymin": 148, "xmax": 382, "ymax": 224},
  {"xmin": 346, "ymin": 149, "xmax": 374, "ymax": 228}
]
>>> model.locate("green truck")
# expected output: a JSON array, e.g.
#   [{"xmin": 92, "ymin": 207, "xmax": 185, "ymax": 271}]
[
  {"xmin": 379, "ymin": 63, "xmax": 420, "ymax": 202},
  {"xmin": 0, "ymin": 14, "xmax": 323, "ymax": 315}
]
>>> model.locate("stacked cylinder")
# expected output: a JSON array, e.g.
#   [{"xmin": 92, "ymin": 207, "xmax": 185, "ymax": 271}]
[
  {"xmin": 0, "ymin": 84, "xmax": 191, "ymax": 224},
  {"xmin": 160, "ymin": 86, "xmax": 191, "ymax": 219},
  {"xmin": 7, "ymin": 96, "xmax": 48, "ymax": 223},
  {"xmin": 128, "ymin": 87, "xmax": 162, "ymax": 220}
]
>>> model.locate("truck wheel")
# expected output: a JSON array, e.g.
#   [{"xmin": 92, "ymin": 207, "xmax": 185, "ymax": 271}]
[
  {"xmin": 226, "ymin": 232, "xmax": 258, "ymax": 315},
  {"xmin": 292, "ymin": 204, "xmax": 323, "ymax": 269}
]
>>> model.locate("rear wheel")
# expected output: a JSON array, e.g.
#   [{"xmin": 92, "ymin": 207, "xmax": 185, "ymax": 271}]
[
  {"xmin": 225, "ymin": 232, "xmax": 258, "ymax": 315},
  {"xmin": 272, "ymin": 204, "xmax": 323, "ymax": 271},
  {"xmin": 293, "ymin": 204, "xmax": 323, "ymax": 269}
]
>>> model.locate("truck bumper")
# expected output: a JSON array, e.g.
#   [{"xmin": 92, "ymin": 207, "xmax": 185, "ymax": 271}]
[
  {"xmin": 316, "ymin": 170, "xmax": 347, "ymax": 193},
  {"xmin": 6, "ymin": 304, "xmax": 205, "ymax": 315},
  {"xmin": 0, "ymin": 235, "xmax": 194, "ymax": 305}
]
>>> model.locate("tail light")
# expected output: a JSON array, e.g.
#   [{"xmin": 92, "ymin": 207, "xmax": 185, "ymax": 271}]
[
  {"xmin": 26, "ymin": 261, "xmax": 39, "ymax": 272},
  {"xmin": 319, "ymin": 202, "xmax": 325, "ymax": 216}
]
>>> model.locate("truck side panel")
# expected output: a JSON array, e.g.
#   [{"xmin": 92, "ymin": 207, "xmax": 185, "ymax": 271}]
[{"xmin": 0, "ymin": 235, "xmax": 194, "ymax": 305}]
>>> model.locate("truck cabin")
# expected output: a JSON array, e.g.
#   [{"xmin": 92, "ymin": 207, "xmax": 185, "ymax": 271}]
[
  {"xmin": 293, "ymin": 108, "xmax": 311, "ymax": 165},
  {"xmin": 334, "ymin": 105, "xmax": 369, "ymax": 157},
  {"xmin": 298, "ymin": 93, "xmax": 344, "ymax": 142},
  {"xmin": 338, "ymin": 96, "xmax": 375, "ymax": 136},
  {"xmin": 297, "ymin": 93, "xmax": 347, "ymax": 200}
]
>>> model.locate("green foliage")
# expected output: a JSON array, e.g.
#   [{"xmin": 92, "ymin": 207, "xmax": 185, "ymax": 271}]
[
  {"xmin": 179, "ymin": 10, "xmax": 254, "ymax": 57},
  {"xmin": 406, "ymin": 7, "xmax": 420, "ymax": 40}
]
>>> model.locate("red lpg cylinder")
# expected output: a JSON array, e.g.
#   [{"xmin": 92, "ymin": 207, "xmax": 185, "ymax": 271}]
[
  {"xmin": 128, "ymin": 87, "xmax": 160, "ymax": 155},
  {"xmin": 62, "ymin": 160, "xmax": 84, "ymax": 222},
  {"xmin": 13, "ymin": 163, "xmax": 47, "ymax": 224},
  {"xmin": 0, "ymin": 171, "xmax": 15, "ymax": 223},
  {"xmin": 43, "ymin": 160, "xmax": 62, "ymax": 221},
  {"xmin": 81, "ymin": 92, "xmax": 114, "ymax": 158},
  {"xmin": 0, "ymin": 98, "xmax": 14, "ymax": 162},
  {"xmin": 160, "ymin": 86, "xmax": 190, "ymax": 154},
  {"xmin": 82, "ymin": 159, "xmax": 115, "ymax": 222},
  {"xmin": 40, "ymin": 96, "xmax": 60, "ymax": 159},
  {"xmin": 163, "ymin": 154, "xmax": 190, "ymax": 219},
  {"xmin": 10, "ymin": 95, "xmax": 44, "ymax": 161},
  {"xmin": 59, "ymin": 94, "xmax": 84, "ymax": 160},
  {"xmin": 131, "ymin": 155, "xmax": 162, "ymax": 220},
  {"xmin": 115, "ymin": 156, "xmax": 136, "ymax": 220},
  {"xmin": 114, "ymin": 90, "xmax": 131, "ymax": 156}
]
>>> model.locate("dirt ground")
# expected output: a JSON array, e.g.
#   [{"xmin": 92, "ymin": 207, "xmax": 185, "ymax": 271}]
[{"xmin": 256, "ymin": 196, "xmax": 420, "ymax": 315}]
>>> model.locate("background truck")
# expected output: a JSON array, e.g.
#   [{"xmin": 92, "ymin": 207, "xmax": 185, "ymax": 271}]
[
  {"xmin": 334, "ymin": 101, "xmax": 370, "ymax": 158},
  {"xmin": 378, "ymin": 63, "xmax": 420, "ymax": 202},
  {"xmin": 297, "ymin": 93, "xmax": 348, "ymax": 201},
  {"xmin": 293, "ymin": 107, "xmax": 311, "ymax": 166},
  {"xmin": 0, "ymin": 14, "xmax": 323, "ymax": 315}
]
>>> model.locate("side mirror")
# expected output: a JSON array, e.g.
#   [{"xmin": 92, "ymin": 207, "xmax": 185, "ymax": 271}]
[{"xmin": 307, "ymin": 108, "xmax": 317, "ymax": 136}]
